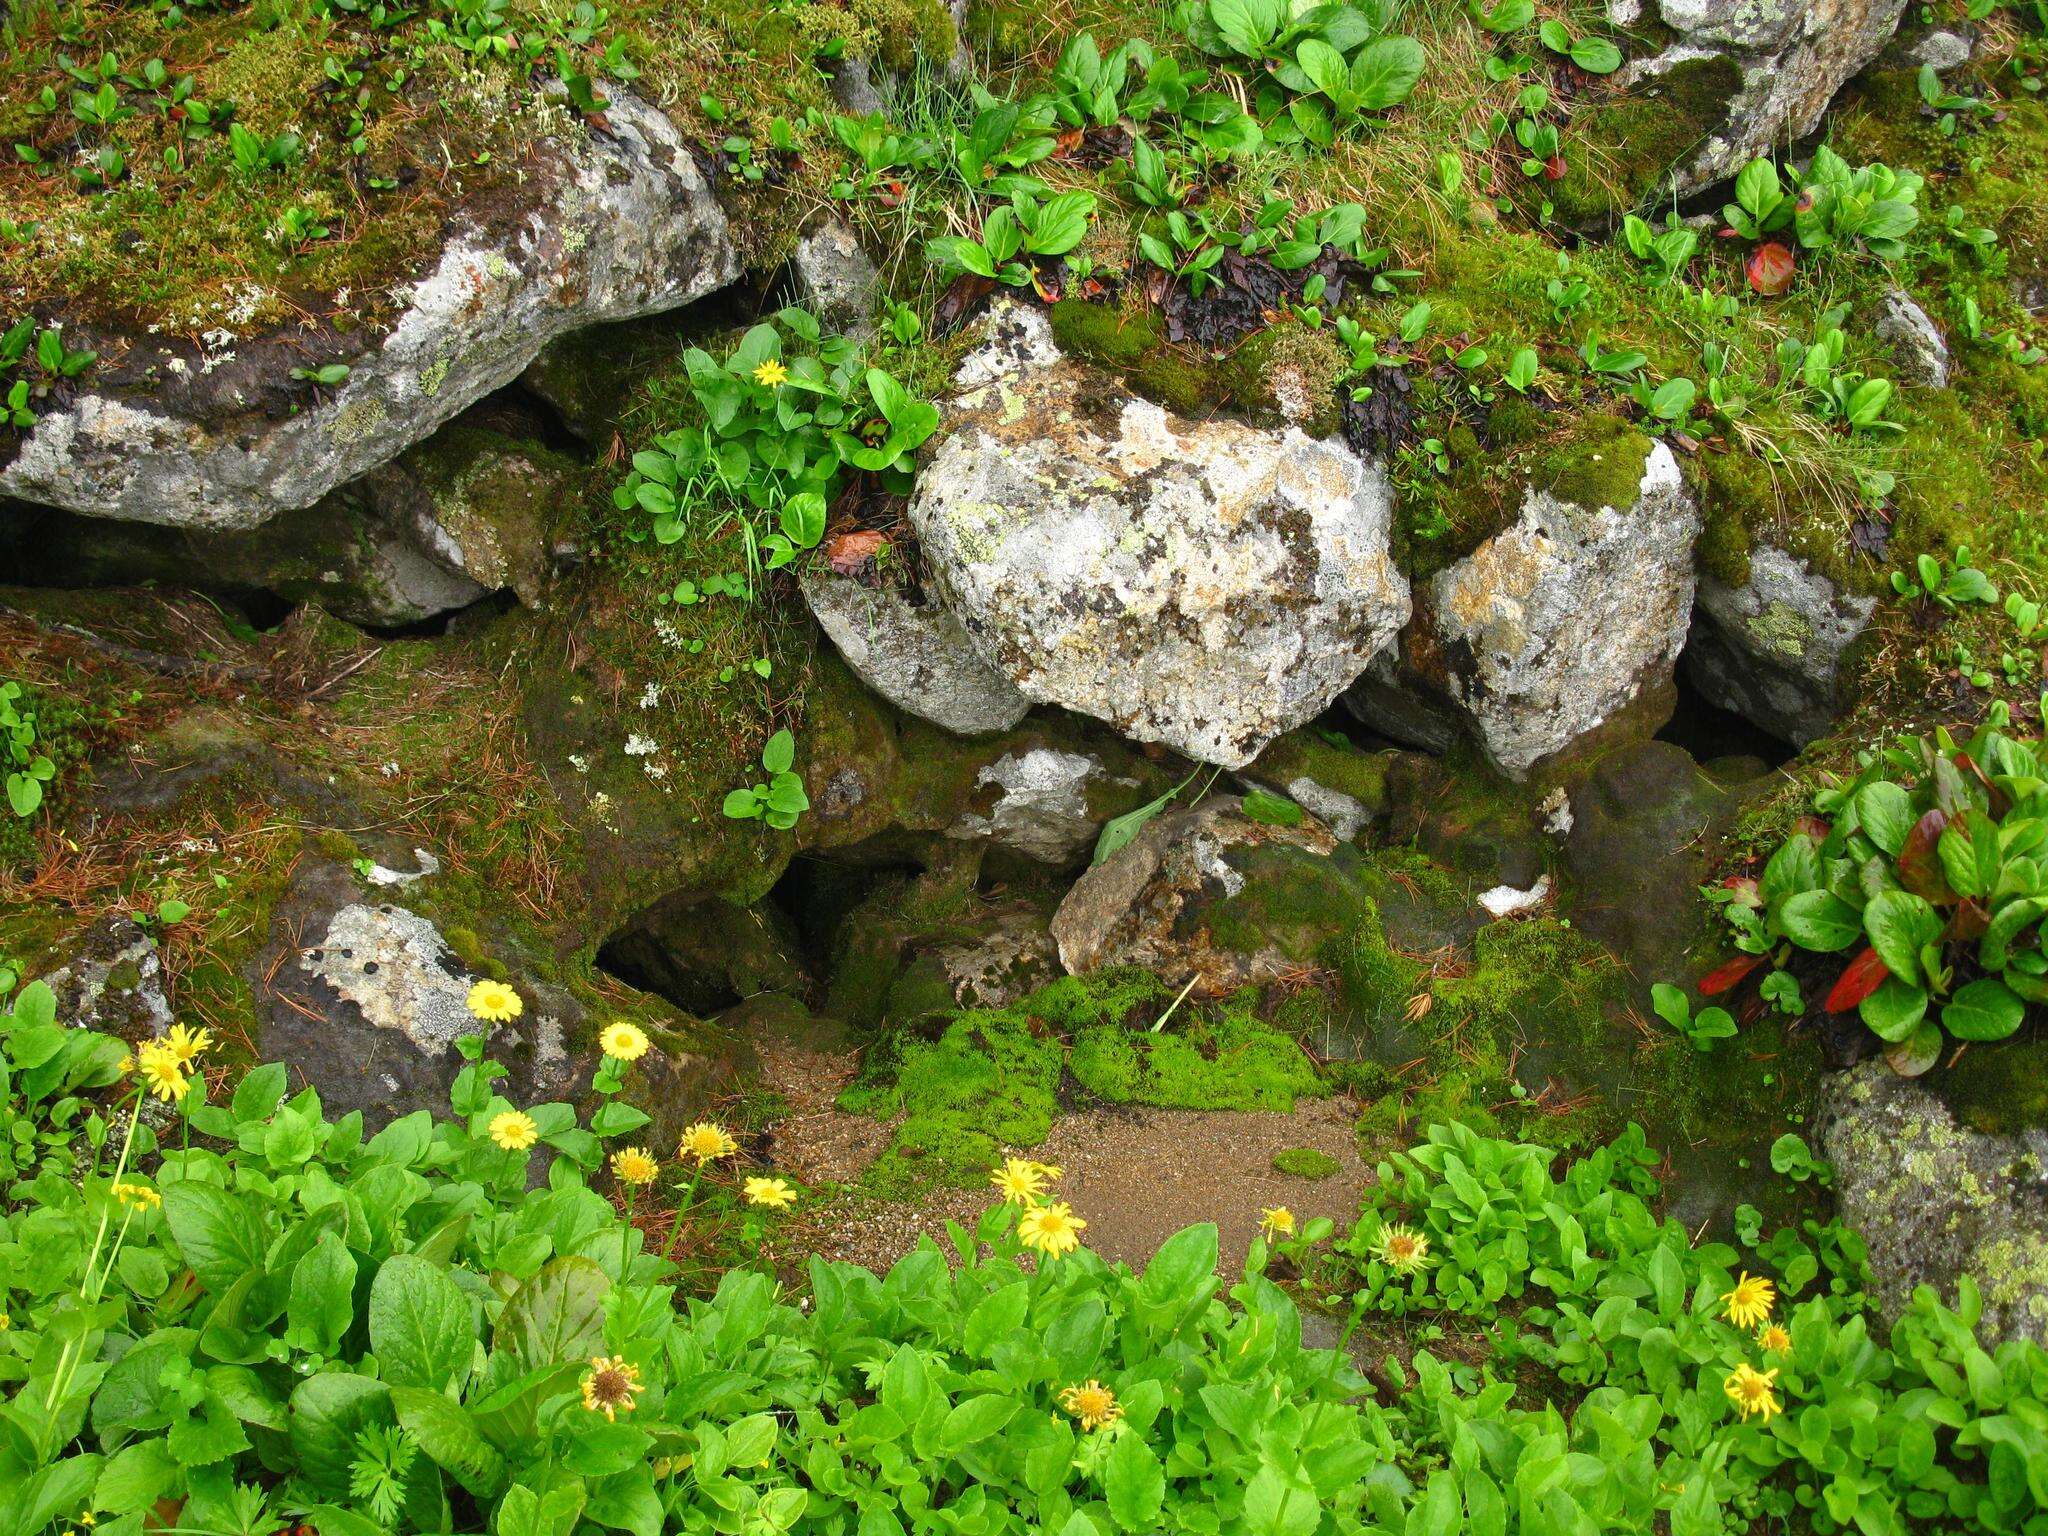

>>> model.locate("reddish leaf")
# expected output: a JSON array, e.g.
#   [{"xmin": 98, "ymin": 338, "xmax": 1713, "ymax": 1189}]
[
  {"xmin": 1699, "ymin": 954, "xmax": 1764, "ymax": 997},
  {"xmin": 1543, "ymin": 154, "xmax": 1566, "ymax": 181},
  {"xmin": 1720, "ymin": 875, "xmax": 1761, "ymax": 909},
  {"xmin": 825, "ymin": 530, "xmax": 890, "ymax": 574},
  {"xmin": 1793, "ymin": 815, "xmax": 1831, "ymax": 842},
  {"xmin": 1825, "ymin": 946, "xmax": 1889, "ymax": 1013},
  {"xmin": 1897, "ymin": 807, "xmax": 1954, "ymax": 903},
  {"xmin": 1746, "ymin": 242, "xmax": 1795, "ymax": 296}
]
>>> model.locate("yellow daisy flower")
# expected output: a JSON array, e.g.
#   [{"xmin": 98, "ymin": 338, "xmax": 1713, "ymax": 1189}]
[
  {"xmin": 135, "ymin": 1043, "xmax": 190, "ymax": 1103},
  {"xmin": 1057, "ymin": 1379, "xmax": 1122, "ymax": 1432},
  {"xmin": 743, "ymin": 1175, "xmax": 797, "ymax": 1209},
  {"xmin": 116, "ymin": 1053, "xmax": 134, "ymax": 1076},
  {"xmin": 1721, "ymin": 1271, "xmax": 1776, "ymax": 1330},
  {"xmin": 1018, "ymin": 1201, "xmax": 1086, "ymax": 1259},
  {"xmin": 752, "ymin": 358, "xmax": 789, "ymax": 388},
  {"xmin": 610, "ymin": 1147, "xmax": 659, "ymax": 1186},
  {"xmin": 1260, "ymin": 1206, "xmax": 1296, "ymax": 1240},
  {"xmin": 600, "ymin": 1021, "xmax": 650, "ymax": 1063},
  {"xmin": 1758, "ymin": 1323, "xmax": 1792, "ymax": 1355},
  {"xmin": 1372, "ymin": 1223, "xmax": 1431, "ymax": 1272},
  {"xmin": 990, "ymin": 1157, "xmax": 1049, "ymax": 1205},
  {"xmin": 162, "ymin": 1022, "xmax": 212, "ymax": 1065},
  {"xmin": 1724, "ymin": 1362, "xmax": 1782, "ymax": 1422},
  {"xmin": 678, "ymin": 1121, "xmax": 738, "ymax": 1164},
  {"xmin": 580, "ymin": 1355, "xmax": 642, "ymax": 1420},
  {"xmin": 489, "ymin": 1110, "xmax": 539, "ymax": 1151},
  {"xmin": 466, "ymin": 979, "xmax": 523, "ymax": 1022},
  {"xmin": 112, "ymin": 1181, "xmax": 161, "ymax": 1209}
]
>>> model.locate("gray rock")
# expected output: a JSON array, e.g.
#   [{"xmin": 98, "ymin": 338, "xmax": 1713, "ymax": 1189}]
[
  {"xmin": 41, "ymin": 916, "xmax": 173, "ymax": 1040},
  {"xmin": 1286, "ymin": 776, "xmax": 1370, "ymax": 842},
  {"xmin": 947, "ymin": 746, "xmax": 1113, "ymax": 864},
  {"xmin": 912, "ymin": 302, "xmax": 1411, "ymax": 768},
  {"xmin": 1624, "ymin": 0, "xmax": 1910, "ymax": 195},
  {"xmin": 1426, "ymin": 441, "xmax": 1700, "ymax": 780},
  {"xmin": 792, "ymin": 220, "xmax": 881, "ymax": 334},
  {"xmin": 1051, "ymin": 797, "xmax": 1345, "ymax": 995},
  {"xmin": 1, "ymin": 89, "xmax": 735, "ymax": 530},
  {"xmin": 801, "ymin": 569, "xmax": 1031, "ymax": 735},
  {"xmin": 1911, "ymin": 27, "xmax": 1973, "ymax": 72},
  {"xmin": 932, "ymin": 909, "xmax": 1060, "ymax": 1009},
  {"xmin": 1875, "ymin": 288, "xmax": 1951, "ymax": 389},
  {"xmin": 1686, "ymin": 546, "xmax": 1876, "ymax": 745},
  {"xmin": 1341, "ymin": 647, "xmax": 1464, "ymax": 754},
  {"xmin": 1820, "ymin": 1062, "xmax": 2048, "ymax": 1350}
]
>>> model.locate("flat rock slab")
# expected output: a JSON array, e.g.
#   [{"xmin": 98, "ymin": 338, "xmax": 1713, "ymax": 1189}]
[{"xmin": 791, "ymin": 1099, "xmax": 1370, "ymax": 1279}]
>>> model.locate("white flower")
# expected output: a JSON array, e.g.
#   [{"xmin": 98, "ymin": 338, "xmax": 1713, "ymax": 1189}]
[
  {"xmin": 638, "ymin": 683, "xmax": 661, "ymax": 709},
  {"xmin": 624, "ymin": 734, "xmax": 658, "ymax": 757}
]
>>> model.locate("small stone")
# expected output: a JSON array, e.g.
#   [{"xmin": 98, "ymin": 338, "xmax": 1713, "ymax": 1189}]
[
  {"xmin": 801, "ymin": 569, "xmax": 1031, "ymax": 736},
  {"xmin": 1686, "ymin": 546, "xmax": 1876, "ymax": 746},
  {"xmin": 791, "ymin": 220, "xmax": 881, "ymax": 335},
  {"xmin": 1874, "ymin": 287, "xmax": 1950, "ymax": 389},
  {"xmin": 947, "ymin": 747, "xmax": 1111, "ymax": 864},
  {"xmin": 1286, "ymin": 775, "xmax": 1370, "ymax": 841},
  {"xmin": 1478, "ymin": 874, "xmax": 1552, "ymax": 918},
  {"xmin": 1911, "ymin": 28, "xmax": 1973, "ymax": 72}
]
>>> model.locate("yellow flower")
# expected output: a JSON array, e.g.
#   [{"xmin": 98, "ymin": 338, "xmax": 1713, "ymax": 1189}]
[
  {"xmin": 611, "ymin": 1147, "xmax": 659, "ymax": 1186},
  {"xmin": 162, "ymin": 1023, "xmax": 212, "ymax": 1065},
  {"xmin": 990, "ymin": 1157, "xmax": 1049, "ymax": 1205},
  {"xmin": 744, "ymin": 1175, "xmax": 797, "ymax": 1209},
  {"xmin": 752, "ymin": 358, "xmax": 789, "ymax": 388},
  {"xmin": 467, "ymin": 979, "xmax": 523, "ymax": 1022},
  {"xmin": 489, "ymin": 1110, "xmax": 539, "ymax": 1151},
  {"xmin": 116, "ymin": 1053, "xmax": 134, "ymax": 1076},
  {"xmin": 678, "ymin": 1121, "xmax": 738, "ymax": 1164},
  {"xmin": 1758, "ymin": 1323, "xmax": 1792, "ymax": 1355},
  {"xmin": 1372, "ymin": 1223, "xmax": 1431, "ymax": 1272},
  {"xmin": 1018, "ymin": 1201, "xmax": 1086, "ymax": 1259},
  {"xmin": 580, "ymin": 1355, "xmax": 642, "ymax": 1421},
  {"xmin": 112, "ymin": 1181, "xmax": 161, "ymax": 1209},
  {"xmin": 1260, "ymin": 1206, "xmax": 1296, "ymax": 1240},
  {"xmin": 0, "ymin": 1313, "xmax": 11, "ymax": 1330},
  {"xmin": 1721, "ymin": 1271, "xmax": 1777, "ymax": 1330},
  {"xmin": 135, "ymin": 1043, "xmax": 190, "ymax": 1103},
  {"xmin": 600, "ymin": 1021, "xmax": 650, "ymax": 1063},
  {"xmin": 1057, "ymin": 1379, "xmax": 1122, "ymax": 1432},
  {"xmin": 1724, "ymin": 1362, "xmax": 1782, "ymax": 1422}
]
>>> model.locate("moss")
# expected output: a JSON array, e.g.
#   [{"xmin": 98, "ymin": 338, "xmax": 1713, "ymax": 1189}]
[
  {"xmin": 846, "ymin": 0, "xmax": 958, "ymax": 71},
  {"xmin": 1692, "ymin": 449, "xmax": 1767, "ymax": 588},
  {"xmin": 1936, "ymin": 1037, "xmax": 2048, "ymax": 1137},
  {"xmin": 1046, "ymin": 298, "xmax": 1216, "ymax": 416},
  {"xmin": 1069, "ymin": 995, "xmax": 1325, "ymax": 1111},
  {"xmin": 1272, "ymin": 1146, "xmax": 1341, "ymax": 1180},
  {"xmin": 1534, "ymin": 411, "xmax": 1653, "ymax": 513},
  {"xmin": 1546, "ymin": 55, "xmax": 1743, "ymax": 226},
  {"xmin": 1219, "ymin": 323, "xmax": 1348, "ymax": 436}
]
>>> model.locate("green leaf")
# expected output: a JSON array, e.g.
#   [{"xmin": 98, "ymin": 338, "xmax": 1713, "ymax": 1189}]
[
  {"xmin": 1863, "ymin": 889, "xmax": 1940, "ymax": 986},
  {"xmin": 1858, "ymin": 977, "xmax": 1928, "ymax": 1042},
  {"xmin": 761, "ymin": 728, "xmax": 796, "ymax": 776},
  {"xmin": 1104, "ymin": 1431, "xmax": 1165, "ymax": 1530},
  {"xmin": 1240, "ymin": 789, "xmax": 1303, "ymax": 826},
  {"xmin": 368, "ymin": 1252, "xmax": 476, "ymax": 1391},
  {"xmin": 390, "ymin": 1384, "xmax": 508, "ymax": 1498},
  {"xmin": 1855, "ymin": 781, "xmax": 1915, "ymax": 857},
  {"xmin": 286, "ymin": 1232, "xmax": 356, "ymax": 1356},
  {"xmin": 1944, "ymin": 977, "xmax": 2025, "ymax": 1041},
  {"xmin": 288, "ymin": 1374, "xmax": 394, "ymax": 1493},
  {"xmin": 1138, "ymin": 1223, "xmax": 1218, "ymax": 1309},
  {"xmin": 1348, "ymin": 36, "xmax": 1425, "ymax": 111},
  {"xmin": 496, "ymin": 1255, "xmax": 611, "ymax": 1370},
  {"xmin": 941, "ymin": 1394, "xmax": 1019, "ymax": 1453},
  {"xmin": 1242, "ymin": 1465, "xmax": 1320, "ymax": 1536},
  {"xmin": 1779, "ymin": 889, "xmax": 1862, "ymax": 952},
  {"xmin": 1294, "ymin": 38, "xmax": 1349, "ymax": 99},
  {"xmin": 161, "ymin": 1181, "xmax": 268, "ymax": 1294},
  {"xmin": 1569, "ymin": 36, "xmax": 1621, "ymax": 72}
]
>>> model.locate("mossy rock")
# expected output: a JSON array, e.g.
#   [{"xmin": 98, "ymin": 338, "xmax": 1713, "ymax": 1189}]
[{"xmin": 1272, "ymin": 1146, "xmax": 1342, "ymax": 1180}]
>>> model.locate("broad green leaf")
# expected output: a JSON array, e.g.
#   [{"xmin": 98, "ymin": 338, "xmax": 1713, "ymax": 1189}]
[
  {"xmin": 161, "ymin": 1181, "xmax": 268, "ymax": 1294},
  {"xmin": 496, "ymin": 1255, "xmax": 611, "ymax": 1370},
  {"xmin": 1779, "ymin": 889, "xmax": 1862, "ymax": 952},
  {"xmin": 1348, "ymin": 36, "xmax": 1425, "ymax": 111},
  {"xmin": 369, "ymin": 1253, "xmax": 476, "ymax": 1391},
  {"xmin": 1104, "ymin": 1431, "xmax": 1165, "ymax": 1530},
  {"xmin": 1862, "ymin": 889, "xmax": 1939, "ymax": 985},
  {"xmin": 1944, "ymin": 977, "xmax": 2025, "ymax": 1041}
]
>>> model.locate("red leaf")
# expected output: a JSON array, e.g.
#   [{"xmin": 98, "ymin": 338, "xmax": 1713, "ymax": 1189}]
[
  {"xmin": 825, "ymin": 530, "xmax": 890, "ymax": 574},
  {"xmin": 1543, "ymin": 154, "xmax": 1566, "ymax": 181},
  {"xmin": 1897, "ymin": 807, "xmax": 1954, "ymax": 903},
  {"xmin": 1746, "ymin": 242, "xmax": 1795, "ymax": 296},
  {"xmin": 1825, "ymin": 947, "xmax": 1889, "ymax": 1013},
  {"xmin": 1699, "ymin": 954, "xmax": 1764, "ymax": 997}
]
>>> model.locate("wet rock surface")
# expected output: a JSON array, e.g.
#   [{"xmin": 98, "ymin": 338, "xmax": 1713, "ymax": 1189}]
[
  {"xmin": 1686, "ymin": 546, "xmax": 1877, "ymax": 746},
  {"xmin": 801, "ymin": 569, "xmax": 1031, "ymax": 735}
]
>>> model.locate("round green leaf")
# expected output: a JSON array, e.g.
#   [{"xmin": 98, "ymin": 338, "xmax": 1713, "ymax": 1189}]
[{"xmin": 1943, "ymin": 977, "xmax": 2026, "ymax": 1041}]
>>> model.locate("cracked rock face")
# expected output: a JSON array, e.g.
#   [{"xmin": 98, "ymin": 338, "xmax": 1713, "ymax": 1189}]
[
  {"xmin": 1425, "ymin": 441, "xmax": 1701, "ymax": 780},
  {"xmin": 1051, "ymin": 797, "xmax": 1342, "ymax": 995},
  {"xmin": 911, "ymin": 302, "xmax": 1411, "ymax": 769},
  {"xmin": 0, "ymin": 89, "xmax": 735, "ymax": 530},
  {"xmin": 1821, "ymin": 1062, "xmax": 2048, "ymax": 1349},
  {"xmin": 801, "ymin": 569, "xmax": 1031, "ymax": 735},
  {"xmin": 1686, "ymin": 546, "xmax": 1876, "ymax": 746},
  {"xmin": 1874, "ymin": 288, "xmax": 1951, "ymax": 389},
  {"xmin": 1626, "ymin": 0, "xmax": 1910, "ymax": 194},
  {"xmin": 946, "ymin": 747, "xmax": 1112, "ymax": 864}
]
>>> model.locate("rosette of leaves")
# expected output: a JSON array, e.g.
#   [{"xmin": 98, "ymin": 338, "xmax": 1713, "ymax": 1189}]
[
  {"xmin": 1711, "ymin": 719, "xmax": 2047, "ymax": 1073},
  {"xmin": 724, "ymin": 728, "xmax": 809, "ymax": 830},
  {"xmin": 1177, "ymin": 0, "xmax": 1423, "ymax": 145}
]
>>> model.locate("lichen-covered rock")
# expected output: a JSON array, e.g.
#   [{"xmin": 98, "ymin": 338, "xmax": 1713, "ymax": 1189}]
[
  {"xmin": 1685, "ymin": 546, "xmax": 1876, "ymax": 745},
  {"xmin": 0, "ymin": 89, "xmax": 735, "ymax": 530},
  {"xmin": 1820, "ymin": 1062, "xmax": 2048, "ymax": 1349},
  {"xmin": 1, "ymin": 426, "xmax": 578, "ymax": 626},
  {"xmin": 911, "ymin": 302, "xmax": 1411, "ymax": 768},
  {"xmin": 946, "ymin": 747, "xmax": 1124, "ymax": 864},
  {"xmin": 801, "ymin": 569, "xmax": 1031, "ymax": 735},
  {"xmin": 39, "ymin": 915, "xmax": 173, "ymax": 1040},
  {"xmin": 1051, "ymin": 797, "xmax": 1352, "ymax": 995},
  {"xmin": 791, "ymin": 220, "xmax": 881, "ymax": 334},
  {"xmin": 1620, "ymin": 0, "xmax": 1910, "ymax": 195},
  {"xmin": 1874, "ymin": 288, "xmax": 1951, "ymax": 389},
  {"xmin": 1383, "ymin": 439, "xmax": 1700, "ymax": 780}
]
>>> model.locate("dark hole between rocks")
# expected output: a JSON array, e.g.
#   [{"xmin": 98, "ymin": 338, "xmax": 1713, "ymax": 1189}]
[
  {"xmin": 1655, "ymin": 655, "xmax": 1797, "ymax": 769},
  {"xmin": 352, "ymin": 588, "xmax": 520, "ymax": 641},
  {"xmin": 769, "ymin": 851, "xmax": 925, "ymax": 978}
]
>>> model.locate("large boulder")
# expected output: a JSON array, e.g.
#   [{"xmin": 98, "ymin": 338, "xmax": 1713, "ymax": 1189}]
[
  {"xmin": 1820, "ymin": 1061, "xmax": 2048, "ymax": 1349},
  {"xmin": 1051, "ymin": 796, "xmax": 1357, "ymax": 995},
  {"xmin": 1684, "ymin": 546, "xmax": 1876, "ymax": 746},
  {"xmin": 1618, "ymin": 0, "xmax": 1910, "ymax": 195},
  {"xmin": 1351, "ymin": 432, "xmax": 1701, "ymax": 780},
  {"xmin": 910, "ymin": 302, "xmax": 1411, "ymax": 769},
  {"xmin": 0, "ymin": 90, "xmax": 734, "ymax": 530}
]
